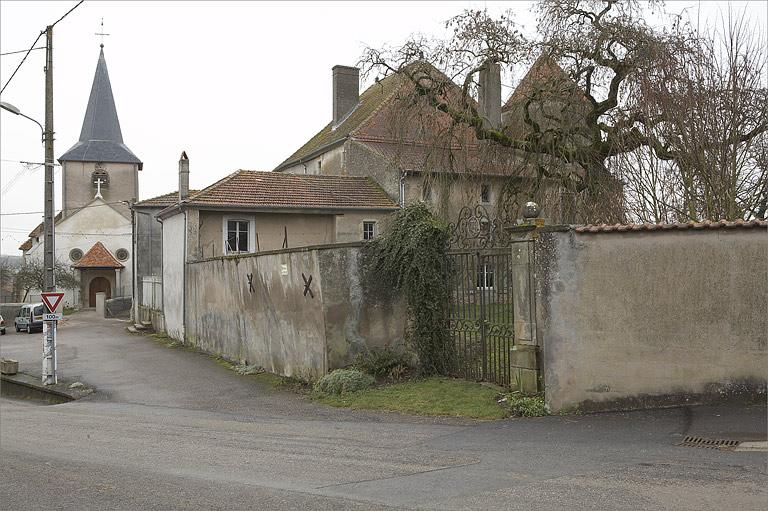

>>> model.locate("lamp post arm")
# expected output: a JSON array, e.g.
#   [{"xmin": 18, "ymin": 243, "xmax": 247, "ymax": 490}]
[{"xmin": 17, "ymin": 111, "xmax": 45, "ymax": 143}]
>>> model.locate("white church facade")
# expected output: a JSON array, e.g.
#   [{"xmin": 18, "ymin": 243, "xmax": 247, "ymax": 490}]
[{"xmin": 19, "ymin": 46, "xmax": 140, "ymax": 308}]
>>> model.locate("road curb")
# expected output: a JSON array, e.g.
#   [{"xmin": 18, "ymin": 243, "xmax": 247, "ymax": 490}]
[{"xmin": 1, "ymin": 371, "xmax": 94, "ymax": 404}]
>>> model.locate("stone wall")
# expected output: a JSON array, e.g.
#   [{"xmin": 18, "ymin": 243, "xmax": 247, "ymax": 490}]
[
  {"xmin": 181, "ymin": 243, "xmax": 406, "ymax": 379},
  {"xmin": 0, "ymin": 303, "xmax": 25, "ymax": 325},
  {"xmin": 105, "ymin": 297, "xmax": 132, "ymax": 318},
  {"xmin": 536, "ymin": 227, "xmax": 768, "ymax": 413}
]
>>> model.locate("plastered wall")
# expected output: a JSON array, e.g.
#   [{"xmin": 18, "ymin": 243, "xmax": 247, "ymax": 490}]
[
  {"xmin": 536, "ymin": 228, "xmax": 768, "ymax": 412},
  {"xmin": 181, "ymin": 244, "xmax": 406, "ymax": 379}
]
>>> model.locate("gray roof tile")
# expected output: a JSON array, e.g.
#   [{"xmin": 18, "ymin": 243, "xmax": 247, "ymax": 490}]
[{"xmin": 59, "ymin": 49, "xmax": 141, "ymax": 166}]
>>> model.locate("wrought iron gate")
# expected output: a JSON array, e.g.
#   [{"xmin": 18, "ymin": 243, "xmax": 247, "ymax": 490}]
[{"xmin": 447, "ymin": 206, "xmax": 537, "ymax": 388}]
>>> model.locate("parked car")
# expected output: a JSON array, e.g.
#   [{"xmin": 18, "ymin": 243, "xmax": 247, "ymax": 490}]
[
  {"xmin": 15, "ymin": 303, "xmax": 44, "ymax": 333},
  {"xmin": 0, "ymin": 314, "xmax": 6, "ymax": 335}
]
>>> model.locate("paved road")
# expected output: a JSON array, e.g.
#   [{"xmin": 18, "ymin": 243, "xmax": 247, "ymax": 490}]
[{"xmin": 1, "ymin": 311, "xmax": 766, "ymax": 510}]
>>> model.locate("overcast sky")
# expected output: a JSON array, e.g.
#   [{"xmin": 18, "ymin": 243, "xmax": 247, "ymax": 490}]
[{"xmin": 1, "ymin": 1, "xmax": 765, "ymax": 255}]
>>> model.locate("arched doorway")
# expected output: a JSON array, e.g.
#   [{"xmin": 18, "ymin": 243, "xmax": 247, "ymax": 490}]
[{"xmin": 89, "ymin": 277, "xmax": 112, "ymax": 307}]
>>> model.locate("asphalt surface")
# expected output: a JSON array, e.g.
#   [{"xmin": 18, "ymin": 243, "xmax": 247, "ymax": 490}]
[{"xmin": 1, "ymin": 311, "xmax": 766, "ymax": 510}]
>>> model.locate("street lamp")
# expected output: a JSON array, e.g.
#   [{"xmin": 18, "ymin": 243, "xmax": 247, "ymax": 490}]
[
  {"xmin": 1, "ymin": 101, "xmax": 44, "ymax": 142},
  {"xmin": 1, "ymin": 98, "xmax": 58, "ymax": 385}
]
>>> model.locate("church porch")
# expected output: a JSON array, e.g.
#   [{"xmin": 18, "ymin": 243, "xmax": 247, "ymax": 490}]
[{"xmin": 72, "ymin": 242, "xmax": 125, "ymax": 308}]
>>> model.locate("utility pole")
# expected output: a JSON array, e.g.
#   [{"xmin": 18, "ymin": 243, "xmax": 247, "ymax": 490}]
[{"xmin": 42, "ymin": 24, "xmax": 57, "ymax": 385}]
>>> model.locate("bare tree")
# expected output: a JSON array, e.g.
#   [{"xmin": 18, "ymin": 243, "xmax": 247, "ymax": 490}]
[
  {"xmin": 618, "ymin": 8, "xmax": 767, "ymax": 222},
  {"xmin": 15, "ymin": 259, "xmax": 80, "ymax": 301},
  {"xmin": 360, "ymin": 1, "xmax": 767, "ymax": 223},
  {"xmin": 0, "ymin": 258, "xmax": 19, "ymax": 301}
]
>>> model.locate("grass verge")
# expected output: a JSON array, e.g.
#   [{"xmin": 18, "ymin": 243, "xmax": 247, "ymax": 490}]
[
  {"xmin": 315, "ymin": 377, "xmax": 509, "ymax": 419},
  {"xmin": 141, "ymin": 330, "xmax": 547, "ymax": 420}
]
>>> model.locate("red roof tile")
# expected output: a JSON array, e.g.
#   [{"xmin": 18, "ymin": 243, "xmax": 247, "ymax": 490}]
[
  {"xmin": 27, "ymin": 212, "xmax": 63, "ymax": 238},
  {"xmin": 502, "ymin": 54, "xmax": 586, "ymax": 112},
  {"xmin": 19, "ymin": 239, "xmax": 33, "ymax": 251},
  {"xmin": 275, "ymin": 61, "xmax": 482, "ymax": 172},
  {"xmin": 134, "ymin": 190, "xmax": 200, "ymax": 207},
  {"xmin": 171, "ymin": 170, "xmax": 399, "ymax": 212},
  {"xmin": 361, "ymin": 141, "xmax": 521, "ymax": 176},
  {"xmin": 73, "ymin": 241, "xmax": 124, "ymax": 268},
  {"xmin": 574, "ymin": 219, "xmax": 767, "ymax": 234}
]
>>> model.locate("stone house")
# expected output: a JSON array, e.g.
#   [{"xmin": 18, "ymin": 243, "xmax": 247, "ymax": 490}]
[
  {"xmin": 154, "ymin": 154, "xmax": 399, "ymax": 337},
  {"xmin": 274, "ymin": 58, "xmax": 583, "ymax": 223}
]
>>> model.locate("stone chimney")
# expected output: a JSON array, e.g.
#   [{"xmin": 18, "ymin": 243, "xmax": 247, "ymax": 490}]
[
  {"xmin": 332, "ymin": 65, "xmax": 359, "ymax": 127},
  {"xmin": 478, "ymin": 62, "xmax": 502, "ymax": 130},
  {"xmin": 179, "ymin": 151, "xmax": 189, "ymax": 201}
]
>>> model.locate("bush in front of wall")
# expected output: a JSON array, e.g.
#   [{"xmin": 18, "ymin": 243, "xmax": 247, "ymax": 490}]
[
  {"xmin": 353, "ymin": 347, "xmax": 413, "ymax": 379},
  {"xmin": 360, "ymin": 202, "xmax": 455, "ymax": 376},
  {"xmin": 314, "ymin": 369, "xmax": 375, "ymax": 395},
  {"xmin": 500, "ymin": 392, "xmax": 548, "ymax": 417}
]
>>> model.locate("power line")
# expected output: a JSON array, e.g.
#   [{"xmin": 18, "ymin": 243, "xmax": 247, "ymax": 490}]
[
  {"xmin": 1, "ymin": 163, "xmax": 42, "ymax": 196},
  {"xmin": 0, "ymin": 159, "xmax": 62, "ymax": 165},
  {"xmin": 0, "ymin": 31, "xmax": 44, "ymax": 95},
  {"xmin": 51, "ymin": 0, "xmax": 85, "ymax": 27},
  {"xmin": 0, "ymin": 1, "xmax": 84, "ymax": 95},
  {"xmin": 3, "ymin": 226, "xmax": 132, "ymax": 236},
  {"xmin": 1, "ymin": 200, "xmax": 132, "ymax": 217},
  {"xmin": 0, "ymin": 47, "xmax": 46, "ymax": 56}
]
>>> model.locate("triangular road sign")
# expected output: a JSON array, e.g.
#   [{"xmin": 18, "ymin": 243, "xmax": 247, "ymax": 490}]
[{"xmin": 41, "ymin": 292, "xmax": 65, "ymax": 313}]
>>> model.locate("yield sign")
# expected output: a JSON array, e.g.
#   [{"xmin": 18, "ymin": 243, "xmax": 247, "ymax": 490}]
[{"xmin": 41, "ymin": 292, "xmax": 65, "ymax": 313}]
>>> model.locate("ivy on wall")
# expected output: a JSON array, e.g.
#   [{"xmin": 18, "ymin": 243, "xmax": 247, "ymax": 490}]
[{"xmin": 360, "ymin": 202, "xmax": 455, "ymax": 375}]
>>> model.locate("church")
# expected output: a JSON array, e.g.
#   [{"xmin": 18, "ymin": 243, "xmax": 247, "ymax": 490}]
[{"xmin": 19, "ymin": 45, "xmax": 141, "ymax": 308}]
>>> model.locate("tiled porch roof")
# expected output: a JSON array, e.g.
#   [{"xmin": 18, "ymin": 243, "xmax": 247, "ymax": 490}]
[{"xmin": 73, "ymin": 241, "xmax": 124, "ymax": 268}]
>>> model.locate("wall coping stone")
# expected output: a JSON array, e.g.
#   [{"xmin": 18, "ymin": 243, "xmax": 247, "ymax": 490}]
[{"xmin": 190, "ymin": 241, "xmax": 365, "ymax": 265}]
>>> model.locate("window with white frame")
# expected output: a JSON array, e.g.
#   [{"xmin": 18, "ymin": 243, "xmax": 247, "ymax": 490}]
[
  {"xmin": 226, "ymin": 219, "xmax": 249, "ymax": 253},
  {"xmin": 362, "ymin": 221, "xmax": 376, "ymax": 240},
  {"xmin": 480, "ymin": 183, "xmax": 491, "ymax": 204},
  {"xmin": 476, "ymin": 264, "xmax": 495, "ymax": 289}
]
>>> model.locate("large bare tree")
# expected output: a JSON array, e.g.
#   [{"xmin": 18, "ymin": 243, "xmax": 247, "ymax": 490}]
[
  {"xmin": 617, "ymin": 9, "xmax": 767, "ymax": 222},
  {"xmin": 360, "ymin": 0, "xmax": 767, "ymax": 223},
  {"xmin": 14, "ymin": 258, "xmax": 79, "ymax": 301}
]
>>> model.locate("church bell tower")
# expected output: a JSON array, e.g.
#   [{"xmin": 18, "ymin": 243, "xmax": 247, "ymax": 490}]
[{"xmin": 58, "ymin": 45, "xmax": 142, "ymax": 218}]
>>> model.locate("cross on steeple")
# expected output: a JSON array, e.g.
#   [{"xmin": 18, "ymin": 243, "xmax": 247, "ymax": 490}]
[
  {"xmin": 94, "ymin": 177, "xmax": 105, "ymax": 199},
  {"xmin": 95, "ymin": 18, "xmax": 109, "ymax": 48}
]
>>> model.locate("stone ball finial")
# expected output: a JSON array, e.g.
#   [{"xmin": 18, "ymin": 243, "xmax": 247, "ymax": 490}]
[{"xmin": 523, "ymin": 201, "xmax": 541, "ymax": 219}]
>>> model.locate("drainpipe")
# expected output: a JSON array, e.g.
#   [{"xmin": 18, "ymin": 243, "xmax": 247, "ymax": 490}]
[
  {"xmin": 157, "ymin": 215, "xmax": 165, "ymax": 331},
  {"xmin": 182, "ymin": 210, "xmax": 187, "ymax": 342}
]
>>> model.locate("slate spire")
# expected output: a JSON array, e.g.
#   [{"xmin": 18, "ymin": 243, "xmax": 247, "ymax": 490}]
[
  {"xmin": 79, "ymin": 48, "xmax": 123, "ymax": 143},
  {"xmin": 59, "ymin": 48, "xmax": 142, "ymax": 167}
]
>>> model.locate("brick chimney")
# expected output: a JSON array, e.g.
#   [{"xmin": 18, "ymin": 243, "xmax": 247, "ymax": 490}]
[
  {"xmin": 179, "ymin": 151, "xmax": 189, "ymax": 201},
  {"xmin": 332, "ymin": 65, "xmax": 359, "ymax": 127},
  {"xmin": 478, "ymin": 62, "xmax": 501, "ymax": 130}
]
